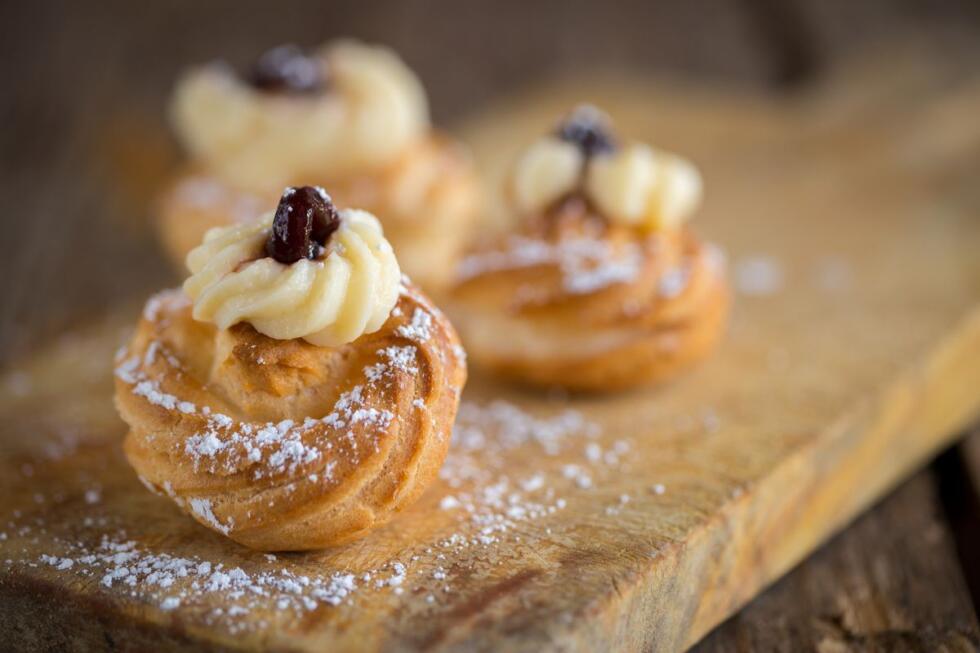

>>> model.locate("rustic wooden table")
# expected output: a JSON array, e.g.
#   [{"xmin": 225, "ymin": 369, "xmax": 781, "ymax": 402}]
[{"xmin": 1, "ymin": 2, "xmax": 978, "ymax": 651}]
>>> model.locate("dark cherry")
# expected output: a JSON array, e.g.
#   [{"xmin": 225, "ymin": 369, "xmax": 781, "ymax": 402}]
[
  {"xmin": 247, "ymin": 44, "xmax": 324, "ymax": 94},
  {"xmin": 265, "ymin": 186, "xmax": 341, "ymax": 264},
  {"xmin": 555, "ymin": 105, "xmax": 617, "ymax": 157}
]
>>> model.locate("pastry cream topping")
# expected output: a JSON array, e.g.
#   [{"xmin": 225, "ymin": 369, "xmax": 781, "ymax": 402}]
[
  {"xmin": 587, "ymin": 144, "xmax": 702, "ymax": 230},
  {"xmin": 183, "ymin": 208, "xmax": 400, "ymax": 347},
  {"xmin": 510, "ymin": 111, "xmax": 703, "ymax": 231},
  {"xmin": 512, "ymin": 139, "xmax": 583, "ymax": 217},
  {"xmin": 171, "ymin": 40, "xmax": 429, "ymax": 190}
]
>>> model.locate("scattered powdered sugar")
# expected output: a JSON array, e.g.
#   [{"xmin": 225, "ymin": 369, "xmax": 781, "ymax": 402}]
[
  {"xmin": 379, "ymin": 346, "xmax": 419, "ymax": 375},
  {"xmin": 456, "ymin": 237, "xmax": 551, "ymax": 279},
  {"xmin": 658, "ymin": 266, "xmax": 690, "ymax": 298},
  {"xmin": 7, "ymin": 295, "xmax": 715, "ymax": 636},
  {"xmin": 142, "ymin": 291, "xmax": 191, "ymax": 324},
  {"xmin": 120, "ymin": 344, "xmax": 328, "ymax": 482},
  {"xmin": 451, "ymin": 343, "xmax": 467, "ymax": 364},
  {"xmin": 13, "ymin": 400, "xmax": 614, "ymax": 623},
  {"xmin": 562, "ymin": 464, "xmax": 594, "ymax": 489},
  {"xmin": 160, "ymin": 596, "xmax": 181, "ymax": 611},
  {"xmin": 605, "ymin": 493, "xmax": 632, "ymax": 515},
  {"xmin": 116, "ymin": 329, "xmax": 420, "ymax": 485},
  {"xmin": 439, "ymin": 495, "xmax": 461, "ymax": 510},
  {"xmin": 189, "ymin": 498, "xmax": 232, "ymax": 535},
  {"xmin": 396, "ymin": 308, "xmax": 432, "ymax": 342},
  {"xmin": 132, "ymin": 380, "xmax": 189, "ymax": 413},
  {"xmin": 1, "ymin": 395, "xmax": 696, "ymax": 637},
  {"xmin": 109, "ymin": 299, "xmax": 452, "ymax": 546},
  {"xmin": 450, "ymin": 401, "xmax": 600, "ymax": 458},
  {"xmin": 734, "ymin": 255, "xmax": 783, "ymax": 296},
  {"xmin": 561, "ymin": 240, "xmax": 643, "ymax": 294},
  {"xmin": 24, "ymin": 534, "xmax": 365, "ymax": 628},
  {"xmin": 433, "ymin": 400, "xmax": 634, "ymax": 547},
  {"xmin": 457, "ymin": 236, "xmax": 643, "ymax": 295}
]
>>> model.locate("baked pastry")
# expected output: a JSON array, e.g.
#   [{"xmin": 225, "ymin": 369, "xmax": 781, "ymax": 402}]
[
  {"xmin": 448, "ymin": 106, "xmax": 729, "ymax": 391},
  {"xmin": 116, "ymin": 187, "xmax": 467, "ymax": 550},
  {"xmin": 158, "ymin": 41, "xmax": 479, "ymax": 292}
]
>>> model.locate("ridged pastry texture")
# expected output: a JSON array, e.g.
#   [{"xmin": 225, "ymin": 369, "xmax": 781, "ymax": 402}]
[
  {"xmin": 449, "ymin": 197, "xmax": 729, "ymax": 391},
  {"xmin": 114, "ymin": 282, "xmax": 466, "ymax": 550}
]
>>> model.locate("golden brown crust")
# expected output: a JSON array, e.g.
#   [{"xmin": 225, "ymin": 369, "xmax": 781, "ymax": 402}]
[
  {"xmin": 114, "ymin": 283, "xmax": 466, "ymax": 551},
  {"xmin": 157, "ymin": 133, "xmax": 480, "ymax": 293},
  {"xmin": 447, "ymin": 198, "xmax": 729, "ymax": 391}
]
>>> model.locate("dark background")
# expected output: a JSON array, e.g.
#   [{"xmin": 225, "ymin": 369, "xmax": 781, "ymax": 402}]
[
  {"xmin": 0, "ymin": 0, "xmax": 978, "ymax": 365},
  {"xmin": 0, "ymin": 3, "xmax": 978, "ymax": 649}
]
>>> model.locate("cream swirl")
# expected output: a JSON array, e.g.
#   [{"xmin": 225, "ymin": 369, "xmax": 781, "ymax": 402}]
[
  {"xmin": 171, "ymin": 40, "xmax": 429, "ymax": 191},
  {"xmin": 586, "ymin": 144, "xmax": 702, "ymax": 230},
  {"xmin": 184, "ymin": 208, "xmax": 400, "ymax": 346},
  {"xmin": 511, "ymin": 110, "xmax": 703, "ymax": 231}
]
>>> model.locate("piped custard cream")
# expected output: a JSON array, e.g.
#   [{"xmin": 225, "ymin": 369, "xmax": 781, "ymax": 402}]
[
  {"xmin": 184, "ymin": 187, "xmax": 399, "ymax": 346},
  {"xmin": 512, "ymin": 105, "xmax": 702, "ymax": 231},
  {"xmin": 171, "ymin": 40, "xmax": 429, "ymax": 190}
]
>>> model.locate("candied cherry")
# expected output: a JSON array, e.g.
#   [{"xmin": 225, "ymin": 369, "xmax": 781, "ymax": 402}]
[
  {"xmin": 265, "ymin": 186, "xmax": 341, "ymax": 264},
  {"xmin": 555, "ymin": 105, "xmax": 617, "ymax": 157},
  {"xmin": 247, "ymin": 44, "xmax": 324, "ymax": 94}
]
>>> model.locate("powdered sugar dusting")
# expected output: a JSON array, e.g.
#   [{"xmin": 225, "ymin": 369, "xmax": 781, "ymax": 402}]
[
  {"xmin": 0, "ymin": 392, "xmax": 699, "ymax": 637},
  {"xmin": 3, "ymin": 291, "xmax": 713, "ymax": 637},
  {"xmin": 24, "ymin": 534, "xmax": 363, "ymax": 627},
  {"xmin": 431, "ymin": 400, "xmax": 635, "ymax": 546},
  {"xmin": 658, "ymin": 266, "xmax": 690, "ymax": 298},
  {"xmin": 458, "ymin": 236, "xmax": 642, "ymax": 295},
  {"xmin": 189, "ymin": 498, "xmax": 232, "ymax": 535},
  {"xmin": 734, "ymin": 255, "xmax": 783, "ymax": 296},
  {"xmin": 396, "ymin": 308, "xmax": 432, "ymax": 342},
  {"xmin": 112, "ymin": 296, "xmax": 448, "ymax": 535}
]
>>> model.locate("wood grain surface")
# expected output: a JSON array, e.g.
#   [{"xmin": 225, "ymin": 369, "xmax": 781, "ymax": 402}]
[
  {"xmin": 0, "ymin": 45, "xmax": 978, "ymax": 651},
  {"xmin": 696, "ymin": 471, "xmax": 979, "ymax": 652}
]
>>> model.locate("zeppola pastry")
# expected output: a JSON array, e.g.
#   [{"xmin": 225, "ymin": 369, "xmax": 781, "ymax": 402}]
[
  {"xmin": 448, "ymin": 106, "xmax": 729, "ymax": 391},
  {"xmin": 116, "ymin": 187, "xmax": 467, "ymax": 550},
  {"xmin": 158, "ymin": 41, "xmax": 479, "ymax": 292}
]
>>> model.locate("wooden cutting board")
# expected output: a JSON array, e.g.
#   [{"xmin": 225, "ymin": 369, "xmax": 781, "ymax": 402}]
[{"xmin": 1, "ymin": 50, "xmax": 979, "ymax": 652}]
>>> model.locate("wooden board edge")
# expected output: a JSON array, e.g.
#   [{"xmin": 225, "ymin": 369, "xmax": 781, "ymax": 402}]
[
  {"xmin": 693, "ymin": 469, "xmax": 980, "ymax": 651},
  {"xmin": 680, "ymin": 304, "xmax": 980, "ymax": 650},
  {"xmin": 0, "ymin": 573, "xmax": 242, "ymax": 653},
  {"xmin": 531, "ymin": 305, "xmax": 980, "ymax": 653}
]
